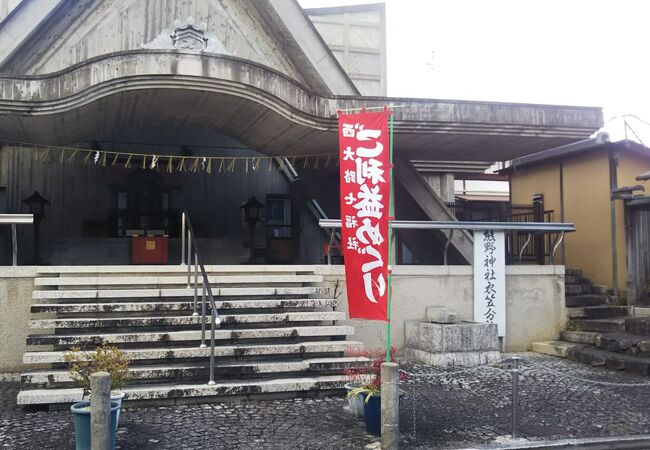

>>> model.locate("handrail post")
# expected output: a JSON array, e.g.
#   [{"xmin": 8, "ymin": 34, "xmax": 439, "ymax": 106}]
[
  {"xmin": 511, "ymin": 356, "xmax": 521, "ymax": 438},
  {"xmin": 187, "ymin": 232, "xmax": 192, "ymax": 287},
  {"xmin": 181, "ymin": 211, "xmax": 221, "ymax": 387},
  {"xmin": 11, "ymin": 224, "xmax": 17, "ymax": 266},
  {"xmin": 208, "ymin": 311, "xmax": 217, "ymax": 385},
  {"xmin": 327, "ymin": 228, "xmax": 335, "ymax": 266},
  {"xmin": 193, "ymin": 253, "xmax": 199, "ymax": 316},
  {"xmin": 181, "ymin": 212, "xmax": 186, "ymax": 265},
  {"xmin": 200, "ymin": 282, "xmax": 207, "ymax": 347}
]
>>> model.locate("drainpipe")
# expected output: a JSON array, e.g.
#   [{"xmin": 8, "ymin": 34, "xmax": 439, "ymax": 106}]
[{"xmin": 609, "ymin": 151, "xmax": 619, "ymax": 298}]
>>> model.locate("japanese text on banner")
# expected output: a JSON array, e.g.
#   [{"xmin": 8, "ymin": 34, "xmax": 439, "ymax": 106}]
[{"xmin": 338, "ymin": 111, "xmax": 390, "ymax": 321}]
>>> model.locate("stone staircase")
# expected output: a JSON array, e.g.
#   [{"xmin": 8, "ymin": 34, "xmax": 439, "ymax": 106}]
[
  {"xmin": 17, "ymin": 266, "xmax": 366, "ymax": 407},
  {"xmin": 531, "ymin": 268, "xmax": 650, "ymax": 375}
]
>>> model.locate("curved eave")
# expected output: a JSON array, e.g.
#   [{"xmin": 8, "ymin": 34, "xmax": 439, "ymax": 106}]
[{"xmin": 0, "ymin": 50, "xmax": 603, "ymax": 161}]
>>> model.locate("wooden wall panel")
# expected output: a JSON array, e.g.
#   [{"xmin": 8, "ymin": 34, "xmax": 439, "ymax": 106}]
[
  {"xmin": 0, "ymin": 145, "xmax": 333, "ymax": 264},
  {"xmin": 626, "ymin": 206, "xmax": 650, "ymax": 304}
]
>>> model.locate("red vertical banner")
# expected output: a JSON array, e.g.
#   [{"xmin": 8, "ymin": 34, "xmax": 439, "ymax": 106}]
[{"xmin": 338, "ymin": 110, "xmax": 391, "ymax": 321}]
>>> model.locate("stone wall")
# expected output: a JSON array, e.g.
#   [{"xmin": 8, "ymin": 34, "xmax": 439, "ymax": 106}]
[
  {"xmin": 0, "ymin": 267, "xmax": 39, "ymax": 373},
  {"xmin": 314, "ymin": 265, "xmax": 567, "ymax": 352}
]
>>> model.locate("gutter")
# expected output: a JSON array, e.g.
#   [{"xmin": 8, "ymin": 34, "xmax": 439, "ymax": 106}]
[{"xmin": 505, "ymin": 132, "xmax": 611, "ymax": 173}]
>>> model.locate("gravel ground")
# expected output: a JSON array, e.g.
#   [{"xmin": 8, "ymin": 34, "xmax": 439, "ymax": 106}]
[{"xmin": 3, "ymin": 353, "xmax": 650, "ymax": 449}]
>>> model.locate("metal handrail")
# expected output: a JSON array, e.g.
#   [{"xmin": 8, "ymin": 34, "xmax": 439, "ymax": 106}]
[
  {"xmin": 180, "ymin": 211, "xmax": 221, "ymax": 385},
  {"xmin": 319, "ymin": 219, "xmax": 575, "ymax": 265},
  {"xmin": 0, "ymin": 214, "xmax": 34, "ymax": 266},
  {"xmin": 319, "ymin": 219, "xmax": 575, "ymax": 232}
]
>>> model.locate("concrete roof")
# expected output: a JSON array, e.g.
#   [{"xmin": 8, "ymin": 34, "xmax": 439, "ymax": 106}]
[
  {"xmin": 0, "ymin": 1, "xmax": 603, "ymax": 162},
  {"xmin": 0, "ymin": 50, "xmax": 603, "ymax": 162},
  {"xmin": 0, "ymin": 0, "xmax": 359, "ymax": 96}
]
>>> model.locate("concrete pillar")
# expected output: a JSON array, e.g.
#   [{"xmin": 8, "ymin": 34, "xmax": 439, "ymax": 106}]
[
  {"xmin": 423, "ymin": 173, "xmax": 455, "ymax": 203},
  {"xmin": 381, "ymin": 362, "xmax": 399, "ymax": 450},
  {"xmin": 90, "ymin": 371, "xmax": 112, "ymax": 450}
]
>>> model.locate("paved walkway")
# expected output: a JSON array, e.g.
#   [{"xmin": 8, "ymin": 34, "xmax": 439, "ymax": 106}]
[{"xmin": 2, "ymin": 354, "xmax": 650, "ymax": 449}]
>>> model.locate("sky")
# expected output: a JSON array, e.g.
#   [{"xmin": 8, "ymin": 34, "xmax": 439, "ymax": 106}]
[{"xmin": 298, "ymin": 0, "xmax": 650, "ymax": 143}]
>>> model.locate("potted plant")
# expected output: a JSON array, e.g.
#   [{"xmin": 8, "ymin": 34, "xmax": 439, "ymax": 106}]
[
  {"xmin": 343, "ymin": 349, "xmax": 375, "ymax": 419},
  {"xmin": 346, "ymin": 348, "xmax": 407, "ymax": 436},
  {"xmin": 64, "ymin": 343, "xmax": 131, "ymax": 450}
]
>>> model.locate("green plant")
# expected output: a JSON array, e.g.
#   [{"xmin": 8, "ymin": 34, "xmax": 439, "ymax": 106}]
[
  {"xmin": 345, "ymin": 347, "xmax": 406, "ymax": 403},
  {"xmin": 63, "ymin": 343, "xmax": 131, "ymax": 397}
]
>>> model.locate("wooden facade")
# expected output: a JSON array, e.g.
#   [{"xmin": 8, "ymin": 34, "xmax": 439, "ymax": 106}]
[
  {"xmin": 625, "ymin": 200, "xmax": 650, "ymax": 304},
  {"xmin": 0, "ymin": 144, "xmax": 318, "ymax": 265},
  {"xmin": 507, "ymin": 138, "xmax": 650, "ymax": 300}
]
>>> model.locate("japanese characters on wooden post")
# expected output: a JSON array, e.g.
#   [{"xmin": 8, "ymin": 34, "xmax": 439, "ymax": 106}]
[
  {"xmin": 338, "ymin": 110, "xmax": 391, "ymax": 321},
  {"xmin": 473, "ymin": 230, "xmax": 506, "ymax": 337}
]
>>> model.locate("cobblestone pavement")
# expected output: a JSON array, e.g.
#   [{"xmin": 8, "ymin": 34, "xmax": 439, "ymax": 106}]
[
  {"xmin": 399, "ymin": 353, "xmax": 650, "ymax": 448},
  {"xmin": 3, "ymin": 354, "xmax": 650, "ymax": 449}
]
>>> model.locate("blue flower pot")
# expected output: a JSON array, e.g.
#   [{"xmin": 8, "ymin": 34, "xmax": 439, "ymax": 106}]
[
  {"xmin": 70, "ymin": 401, "xmax": 120, "ymax": 450},
  {"xmin": 363, "ymin": 395, "xmax": 381, "ymax": 436},
  {"xmin": 111, "ymin": 392, "xmax": 124, "ymax": 423}
]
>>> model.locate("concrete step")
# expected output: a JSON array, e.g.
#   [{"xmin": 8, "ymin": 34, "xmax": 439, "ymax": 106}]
[
  {"xmin": 27, "ymin": 325, "xmax": 355, "ymax": 346},
  {"xmin": 31, "ymin": 298, "xmax": 336, "ymax": 314},
  {"xmin": 565, "ymin": 294, "xmax": 608, "ymax": 308},
  {"xmin": 23, "ymin": 340, "xmax": 362, "ymax": 364},
  {"xmin": 595, "ymin": 332, "xmax": 650, "ymax": 357},
  {"xmin": 17, "ymin": 374, "xmax": 349, "ymax": 405},
  {"xmin": 30, "ymin": 311, "xmax": 346, "ymax": 330},
  {"xmin": 566, "ymin": 346, "xmax": 650, "ymax": 376},
  {"xmin": 568, "ymin": 305, "xmax": 630, "ymax": 319},
  {"xmin": 564, "ymin": 275, "xmax": 591, "ymax": 286},
  {"xmin": 560, "ymin": 330, "xmax": 599, "ymax": 345},
  {"xmin": 633, "ymin": 307, "xmax": 650, "ymax": 317},
  {"xmin": 591, "ymin": 285, "xmax": 608, "ymax": 295},
  {"xmin": 21, "ymin": 356, "xmax": 370, "ymax": 388},
  {"xmin": 565, "ymin": 284, "xmax": 593, "ymax": 296},
  {"xmin": 571, "ymin": 317, "xmax": 629, "ymax": 333},
  {"xmin": 565, "ymin": 268, "xmax": 583, "ymax": 277},
  {"xmin": 33, "ymin": 286, "xmax": 330, "ymax": 300},
  {"xmin": 530, "ymin": 341, "xmax": 584, "ymax": 358},
  {"xmin": 21, "ymin": 265, "xmax": 350, "ymax": 407},
  {"xmin": 34, "ymin": 274, "xmax": 323, "ymax": 287},
  {"xmin": 564, "ymin": 275, "xmax": 581, "ymax": 285},
  {"xmin": 625, "ymin": 317, "xmax": 650, "ymax": 336}
]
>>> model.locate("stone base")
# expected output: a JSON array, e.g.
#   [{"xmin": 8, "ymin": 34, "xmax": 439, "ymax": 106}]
[
  {"xmin": 425, "ymin": 306, "xmax": 460, "ymax": 324},
  {"xmin": 404, "ymin": 348, "xmax": 501, "ymax": 367},
  {"xmin": 405, "ymin": 321, "xmax": 499, "ymax": 353}
]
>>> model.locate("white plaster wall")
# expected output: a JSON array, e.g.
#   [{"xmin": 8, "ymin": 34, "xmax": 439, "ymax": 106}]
[{"xmin": 314, "ymin": 265, "xmax": 567, "ymax": 352}]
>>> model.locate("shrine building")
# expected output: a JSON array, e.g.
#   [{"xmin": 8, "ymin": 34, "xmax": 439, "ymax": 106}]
[{"xmin": 0, "ymin": 0, "xmax": 603, "ymax": 406}]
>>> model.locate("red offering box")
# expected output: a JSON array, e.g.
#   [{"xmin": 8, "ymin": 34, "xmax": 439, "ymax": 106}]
[{"xmin": 132, "ymin": 235, "xmax": 168, "ymax": 264}]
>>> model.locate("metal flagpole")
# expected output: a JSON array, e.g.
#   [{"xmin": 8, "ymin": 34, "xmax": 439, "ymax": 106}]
[{"xmin": 386, "ymin": 110, "xmax": 395, "ymax": 362}]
